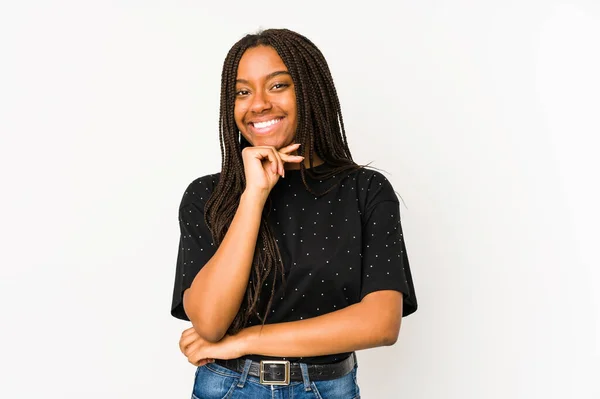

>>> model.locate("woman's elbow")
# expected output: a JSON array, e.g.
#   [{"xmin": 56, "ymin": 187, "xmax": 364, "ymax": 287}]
[
  {"xmin": 383, "ymin": 327, "xmax": 400, "ymax": 346},
  {"xmin": 190, "ymin": 320, "xmax": 225, "ymax": 343},
  {"xmin": 183, "ymin": 295, "xmax": 226, "ymax": 342},
  {"xmin": 380, "ymin": 317, "xmax": 402, "ymax": 346},
  {"xmin": 186, "ymin": 307, "xmax": 226, "ymax": 342}
]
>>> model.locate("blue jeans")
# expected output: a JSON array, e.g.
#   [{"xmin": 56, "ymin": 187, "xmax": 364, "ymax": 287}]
[{"xmin": 191, "ymin": 359, "xmax": 361, "ymax": 399}]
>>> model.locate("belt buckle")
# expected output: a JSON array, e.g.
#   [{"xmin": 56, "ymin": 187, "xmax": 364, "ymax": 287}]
[{"xmin": 259, "ymin": 360, "xmax": 290, "ymax": 385}]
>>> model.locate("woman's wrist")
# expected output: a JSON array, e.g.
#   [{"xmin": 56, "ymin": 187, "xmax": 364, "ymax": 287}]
[
  {"xmin": 234, "ymin": 325, "xmax": 258, "ymax": 357},
  {"xmin": 240, "ymin": 189, "xmax": 269, "ymax": 207}
]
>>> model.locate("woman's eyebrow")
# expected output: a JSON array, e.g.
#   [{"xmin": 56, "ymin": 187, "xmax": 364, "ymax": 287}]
[{"xmin": 236, "ymin": 71, "xmax": 291, "ymax": 84}]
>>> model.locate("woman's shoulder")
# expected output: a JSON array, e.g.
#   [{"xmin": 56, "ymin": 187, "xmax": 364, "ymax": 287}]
[
  {"xmin": 178, "ymin": 171, "xmax": 221, "ymax": 209},
  {"xmin": 344, "ymin": 165, "xmax": 400, "ymax": 205}
]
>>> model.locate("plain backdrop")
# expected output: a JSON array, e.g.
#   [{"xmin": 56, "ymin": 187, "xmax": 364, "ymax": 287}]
[{"xmin": 1, "ymin": 1, "xmax": 599, "ymax": 398}]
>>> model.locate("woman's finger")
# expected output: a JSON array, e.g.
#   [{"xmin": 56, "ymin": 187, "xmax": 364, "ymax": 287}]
[
  {"xmin": 279, "ymin": 143, "xmax": 301, "ymax": 154},
  {"xmin": 271, "ymin": 147, "xmax": 285, "ymax": 177},
  {"xmin": 179, "ymin": 332, "xmax": 199, "ymax": 353},
  {"xmin": 280, "ymin": 153, "xmax": 304, "ymax": 164},
  {"xmin": 195, "ymin": 358, "xmax": 215, "ymax": 367},
  {"xmin": 181, "ymin": 327, "xmax": 196, "ymax": 337},
  {"xmin": 253, "ymin": 147, "xmax": 280, "ymax": 175},
  {"xmin": 258, "ymin": 147, "xmax": 284, "ymax": 176},
  {"xmin": 183, "ymin": 339, "xmax": 204, "ymax": 359},
  {"xmin": 187, "ymin": 344, "xmax": 208, "ymax": 365}
]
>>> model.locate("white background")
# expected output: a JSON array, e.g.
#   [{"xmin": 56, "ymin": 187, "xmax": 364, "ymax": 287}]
[{"xmin": 1, "ymin": 1, "xmax": 599, "ymax": 398}]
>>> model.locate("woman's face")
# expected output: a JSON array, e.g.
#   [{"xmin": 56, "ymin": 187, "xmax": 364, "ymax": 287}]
[{"xmin": 234, "ymin": 45, "xmax": 298, "ymax": 150}]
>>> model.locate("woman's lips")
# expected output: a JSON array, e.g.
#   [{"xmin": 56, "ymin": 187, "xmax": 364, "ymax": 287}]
[{"xmin": 249, "ymin": 117, "xmax": 283, "ymax": 135}]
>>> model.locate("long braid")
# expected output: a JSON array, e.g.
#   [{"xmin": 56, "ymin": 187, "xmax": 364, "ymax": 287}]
[
  {"xmin": 205, "ymin": 29, "xmax": 365, "ymax": 335},
  {"xmin": 268, "ymin": 30, "xmax": 360, "ymax": 191}
]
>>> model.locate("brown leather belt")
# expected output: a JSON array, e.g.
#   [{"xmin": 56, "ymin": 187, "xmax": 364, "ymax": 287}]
[{"xmin": 214, "ymin": 353, "xmax": 356, "ymax": 385}]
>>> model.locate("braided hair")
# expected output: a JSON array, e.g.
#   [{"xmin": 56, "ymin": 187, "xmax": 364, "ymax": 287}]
[{"xmin": 205, "ymin": 28, "xmax": 364, "ymax": 335}]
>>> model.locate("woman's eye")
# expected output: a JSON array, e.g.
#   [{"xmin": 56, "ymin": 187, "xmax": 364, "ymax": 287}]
[
  {"xmin": 272, "ymin": 83, "xmax": 289, "ymax": 90},
  {"xmin": 236, "ymin": 90, "xmax": 249, "ymax": 96}
]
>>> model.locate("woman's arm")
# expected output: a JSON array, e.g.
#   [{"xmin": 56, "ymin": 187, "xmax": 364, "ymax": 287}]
[
  {"xmin": 181, "ymin": 291, "xmax": 404, "ymax": 367},
  {"xmin": 183, "ymin": 144, "xmax": 303, "ymax": 343},
  {"xmin": 179, "ymin": 290, "xmax": 404, "ymax": 364},
  {"xmin": 236, "ymin": 290, "xmax": 403, "ymax": 357},
  {"xmin": 184, "ymin": 189, "xmax": 268, "ymax": 342}
]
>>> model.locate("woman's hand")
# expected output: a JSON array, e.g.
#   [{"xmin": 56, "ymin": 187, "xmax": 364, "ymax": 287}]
[
  {"xmin": 242, "ymin": 143, "xmax": 304, "ymax": 194},
  {"xmin": 179, "ymin": 326, "xmax": 246, "ymax": 367}
]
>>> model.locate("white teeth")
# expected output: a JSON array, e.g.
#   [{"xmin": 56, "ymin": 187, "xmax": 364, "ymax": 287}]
[{"xmin": 253, "ymin": 118, "xmax": 280, "ymax": 129}]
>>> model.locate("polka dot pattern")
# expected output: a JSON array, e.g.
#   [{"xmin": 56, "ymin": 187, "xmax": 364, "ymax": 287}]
[{"xmin": 170, "ymin": 164, "xmax": 417, "ymax": 365}]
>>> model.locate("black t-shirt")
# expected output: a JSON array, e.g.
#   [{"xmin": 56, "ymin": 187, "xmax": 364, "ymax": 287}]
[{"xmin": 171, "ymin": 162, "xmax": 418, "ymax": 364}]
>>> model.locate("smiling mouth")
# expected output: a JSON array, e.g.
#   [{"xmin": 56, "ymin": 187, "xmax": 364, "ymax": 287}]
[
  {"xmin": 251, "ymin": 118, "xmax": 282, "ymax": 128},
  {"xmin": 249, "ymin": 117, "xmax": 283, "ymax": 134}
]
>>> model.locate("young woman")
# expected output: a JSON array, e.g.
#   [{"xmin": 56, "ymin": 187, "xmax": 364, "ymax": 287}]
[{"xmin": 171, "ymin": 28, "xmax": 418, "ymax": 399}]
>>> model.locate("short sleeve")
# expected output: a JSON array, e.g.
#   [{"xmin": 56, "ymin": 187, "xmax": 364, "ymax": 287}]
[
  {"xmin": 360, "ymin": 176, "xmax": 417, "ymax": 317},
  {"xmin": 170, "ymin": 177, "xmax": 218, "ymax": 321}
]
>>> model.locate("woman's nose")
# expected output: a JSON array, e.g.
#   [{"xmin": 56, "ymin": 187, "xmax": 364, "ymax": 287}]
[{"xmin": 250, "ymin": 90, "xmax": 272, "ymax": 113}]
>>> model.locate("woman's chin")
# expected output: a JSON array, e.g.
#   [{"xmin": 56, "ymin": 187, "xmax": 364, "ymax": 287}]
[{"xmin": 251, "ymin": 137, "xmax": 294, "ymax": 150}]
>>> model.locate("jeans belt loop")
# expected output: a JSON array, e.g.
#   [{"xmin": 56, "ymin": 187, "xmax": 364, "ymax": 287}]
[
  {"xmin": 237, "ymin": 359, "xmax": 253, "ymax": 388},
  {"xmin": 299, "ymin": 362, "xmax": 311, "ymax": 391}
]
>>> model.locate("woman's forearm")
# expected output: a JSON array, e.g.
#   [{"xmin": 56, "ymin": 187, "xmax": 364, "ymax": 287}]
[
  {"xmin": 184, "ymin": 189, "xmax": 268, "ymax": 342},
  {"xmin": 236, "ymin": 291, "xmax": 403, "ymax": 358}
]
